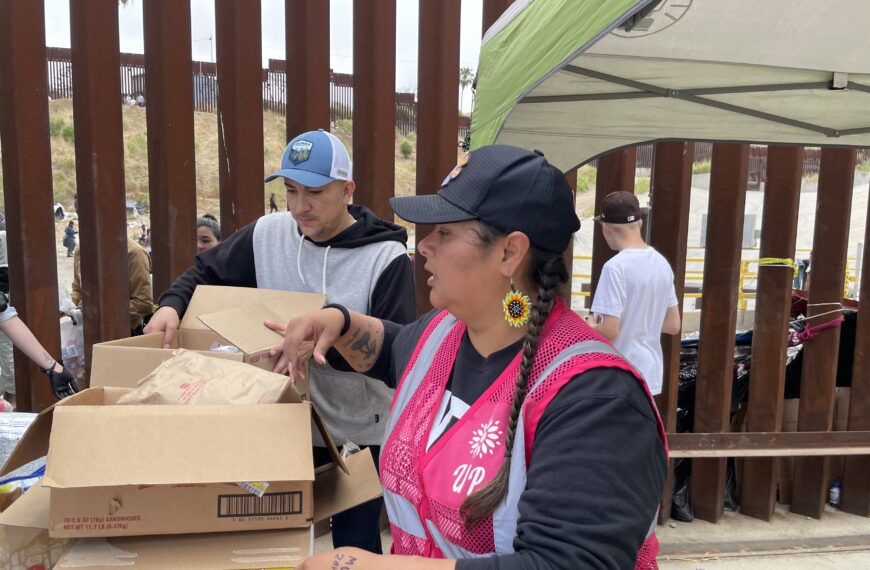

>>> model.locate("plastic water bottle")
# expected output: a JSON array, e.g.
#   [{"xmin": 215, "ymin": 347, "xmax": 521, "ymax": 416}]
[{"xmin": 829, "ymin": 481, "xmax": 841, "ymax": 508}]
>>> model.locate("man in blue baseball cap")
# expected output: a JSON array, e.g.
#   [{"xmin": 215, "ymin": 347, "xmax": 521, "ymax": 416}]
[{"xmin": 146, "ymin": 129, "xmax": 416, "ymax": 553}]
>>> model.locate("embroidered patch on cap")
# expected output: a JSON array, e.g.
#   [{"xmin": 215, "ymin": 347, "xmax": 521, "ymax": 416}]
[
  {"xmin": 441, "ymin": 154, "xmax": 470, "ymax": 187},
  {"xmin": 289, "ymin": 140, "xmax": 313, "ymax": 164}
]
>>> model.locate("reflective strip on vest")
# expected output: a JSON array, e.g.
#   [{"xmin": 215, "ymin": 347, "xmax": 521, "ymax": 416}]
[
  {"xmin": 385, "ymin": 334, "xmax": 625, "ymax": 555},
  {"xmin": 426, "ymin": 520, "xmax": 491, "ymax": 559},
  {"xmin": 383, "ymin": 313, "xmax": 458, "ymax": 444},
  {"xmin": 383, "ymin": 488, "xmax": 427, "ymax": 539}
]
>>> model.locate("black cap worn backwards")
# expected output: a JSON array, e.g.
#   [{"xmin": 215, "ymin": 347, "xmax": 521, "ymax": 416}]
[
  {"xmin": 593, "ymin": 191, "xmax": 642, "ymax": 224},
  {"xmin": 389, "ymin": 145, "xmax": 580, "ymax": 253}
]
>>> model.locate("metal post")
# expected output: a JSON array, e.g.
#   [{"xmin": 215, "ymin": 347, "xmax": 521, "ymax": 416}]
[
  {"xmin": 648, "ymin": 141, "xmax": 694, "ymax": 522},
  {"xmin": 741, "ymin": 146, "xmax": 803, "ymax": 521},
  {"xmin": 842, "ymin": 189, "xmax": 870, "ymax": 516},
  {"xmin": 414, "ymin": 0, "xmax": 461, "ymax": 315},
  {"xmin": 482, "ymin": 0, "xmax": 512, "ymax": 34},
  {"xmin": 352, "ymin": 0, "xmax": 396, "ymax": 221},
  {"xmin": 792, "ymin": 148, "xmax": 857, "ymax": 518},
  {"xmin": 143, "ymin": 0, "xmax": 198, "ymax": 298},
  {"xmin": 69, "ymin": 0, "xmax": 132, "ymax": 379},
  {"xmin": 691, "ymin": 143, "xmax": 750, "ymax": 523},
  {"xmin": 0, "ymin": 0, "xmax": 62, "ymax": 410},
  {"xmin": 285, "ymin": 0, "xmax": 330, "ymax": 139},
  {"xmin": 215, "ymin": 0, "xmax": 264, "ymax": 235}
]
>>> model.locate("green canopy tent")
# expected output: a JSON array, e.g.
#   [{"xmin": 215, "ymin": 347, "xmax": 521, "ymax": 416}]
[{"xmin": 470, "ymin": 0, "xmax": 870, "ymax": 171}]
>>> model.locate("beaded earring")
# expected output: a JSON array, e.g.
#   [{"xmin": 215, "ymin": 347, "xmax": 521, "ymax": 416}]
[{"xmin": 502, "ymin": 278, "xmax": 531, "ymax": 328}]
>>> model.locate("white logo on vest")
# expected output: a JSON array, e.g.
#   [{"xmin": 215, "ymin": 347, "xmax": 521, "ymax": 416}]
[{"xmin": 469, "ymin": 418, "xmax": 503, "ymax": 459}]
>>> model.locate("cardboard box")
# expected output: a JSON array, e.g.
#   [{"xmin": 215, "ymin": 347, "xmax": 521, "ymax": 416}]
[
  {"xmin": 0, "ymin": 386, "xmax": 382, "ymax": 539},
  {"xmin": 0, "ymin": 483, "xmax": 71, "ymax": 569},
  {"xmin": 91, "ymin": 285, "xmax": 325, "ymax": 391},
  {"xmin": 54, "ymin": 529, "xmax": 314, "ymax": 569},
  {"xmin": 3, "ymin": 483, "xmax": 310, "ymax": 569}
]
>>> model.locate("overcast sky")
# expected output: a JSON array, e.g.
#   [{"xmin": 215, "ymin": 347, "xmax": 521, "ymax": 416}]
[{"xmin": 44, "ymin": 0, "xmax": 484, "ymax": 108}]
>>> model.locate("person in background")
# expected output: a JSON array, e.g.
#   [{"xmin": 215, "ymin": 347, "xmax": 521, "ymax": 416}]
[
  {"xmin": 196, "ymin": 213, "xmax": 221, "ymax": 253},
  {"xmin": 63, "ymin": 220, "xmax": 78, "ymax": 257},
  {"xmin": 587, "ymin": 191, "xmax": 681, "ymax": 396},
  {"xmin": 0, "ymin": 290, "xmax": 79, "ymax": 408},
  {"xmin": 269, "ymin": 192, "xmax": 279, "ymax": 214},
  {"xmin": 71, "ymin": 195, "xmax": 153, "ymax": 336},
  {"xmin": 276, "ymin": 146, "xmax": 667, "ymax": 570},
  {"xmin": 146, "ymin": 129, "xmax": 416, "ymax": 554}
]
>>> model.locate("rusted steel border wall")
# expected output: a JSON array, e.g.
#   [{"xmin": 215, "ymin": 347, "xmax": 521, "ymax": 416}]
[{"xmin": 0, "ymin": 0, "xmax": 868, "ymax": 524}]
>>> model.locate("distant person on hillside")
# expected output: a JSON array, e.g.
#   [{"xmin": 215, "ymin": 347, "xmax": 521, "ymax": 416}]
[
  {"xmin": 196, "ymin": 214, "xmax": 221, "ymax": 253},
  {"xmin": 63, "ymin": 220, "xmax": 78, "ymax": 257},
  {"xmin": 588, "ymin": 191, "xmax": 681, "ymax": 396},
  {"xmin": 269, "ymin": 192, "xmax": 279, "ymax": 213}
]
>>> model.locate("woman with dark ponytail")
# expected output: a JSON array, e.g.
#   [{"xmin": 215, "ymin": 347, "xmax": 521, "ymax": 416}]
[{"xmin": 274, "ymin": 146, "xmax": 668, "ymax": 570}]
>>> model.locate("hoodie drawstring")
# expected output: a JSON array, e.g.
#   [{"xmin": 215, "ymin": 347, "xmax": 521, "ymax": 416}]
[
  {"xmin": 322, "ymin": 246, "xmax": 331, "ymax": 297},
  {"xmin": 296, "ymin": 237, "xmax": 306, "ymax": 285}
]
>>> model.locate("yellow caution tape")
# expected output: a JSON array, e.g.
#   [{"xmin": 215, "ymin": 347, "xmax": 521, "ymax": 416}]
[{"xmin": 757, "ymin": 257, "xmax": 798, "ymax": 276}]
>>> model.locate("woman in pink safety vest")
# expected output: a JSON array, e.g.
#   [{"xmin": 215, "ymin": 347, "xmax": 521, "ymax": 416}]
[{"xmin": 273, "ymin": 145, "xmax": 668, "ymax": 570}]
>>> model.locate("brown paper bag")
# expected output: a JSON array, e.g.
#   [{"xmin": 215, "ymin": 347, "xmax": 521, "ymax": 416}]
[{"xmin": 116, "ymin": 349, "xmax": 290, "ymax": 405}]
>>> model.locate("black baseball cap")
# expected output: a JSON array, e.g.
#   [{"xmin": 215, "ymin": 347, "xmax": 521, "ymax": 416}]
[
  {"xmin": 389, "ymin": 145, "xmax": 580, "ymax": 253},
  {"xmin": 593, "ymin": 191, "xmax": 642, "ymax": 224}
]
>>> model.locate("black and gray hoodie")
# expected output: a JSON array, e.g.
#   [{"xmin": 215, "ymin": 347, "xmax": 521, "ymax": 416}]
[{"xmin": 159, "ymin": 204, "xmax": 416, "ymax": 445}]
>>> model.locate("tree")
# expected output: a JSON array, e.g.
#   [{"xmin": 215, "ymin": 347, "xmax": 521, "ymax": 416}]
[{"xmin": 459, "ymin": 67, "xmax": 474, "ymax": 113}]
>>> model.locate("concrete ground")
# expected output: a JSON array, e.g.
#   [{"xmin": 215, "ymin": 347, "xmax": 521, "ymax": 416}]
[{"xmin": 658, "ymin": 505, "xmax": 870, "ymax": 569}]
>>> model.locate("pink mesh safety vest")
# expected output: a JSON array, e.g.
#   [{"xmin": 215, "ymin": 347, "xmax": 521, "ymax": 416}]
[{"xmin": 380, "ymin": 298, "xmax": 667, "ymax": 568}]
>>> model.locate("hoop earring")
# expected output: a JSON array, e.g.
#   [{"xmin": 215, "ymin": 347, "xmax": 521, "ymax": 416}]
[{"xmin": 502, "ymin": 278, "xmax": 531, "ymax": 328}]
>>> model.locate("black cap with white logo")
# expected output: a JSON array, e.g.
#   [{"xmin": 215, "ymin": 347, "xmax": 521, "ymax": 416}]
[{"xmin": 593, "ymin": 191, "xmax": 642, "ymax": 224}]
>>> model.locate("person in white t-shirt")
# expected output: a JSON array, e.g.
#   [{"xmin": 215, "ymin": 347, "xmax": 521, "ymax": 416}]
[{"xmin": 588, "ymin": 191, "xmax": 681, "ymax": 395}]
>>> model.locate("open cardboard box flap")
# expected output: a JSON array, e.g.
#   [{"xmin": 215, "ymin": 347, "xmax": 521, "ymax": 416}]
[
  {"xmin": 43, "ymin": 404, "xmax": 315, "ymax": 488},
  {"xmin": 314, "ymin": 447, "xmax": 382, "ymax": 523},
  {"xmin": 198, "ymin": 302, "xmax": 291, "ymax": 355},
  {"xmin": 180, "ymin": 285, "xmax": 325, "ymax": 332},
  {"xmin": 0, "ymin": 479, "xmax": 50, "ymax": 530},
  {"xmin": 0, "ymin": 387, "xmax": 129, "ymax": 478}
]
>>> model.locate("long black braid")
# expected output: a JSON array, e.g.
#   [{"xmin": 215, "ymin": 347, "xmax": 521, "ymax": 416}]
[{"xmin": 460, "ymin": 223, "xmax": 569, "ymax": 527}]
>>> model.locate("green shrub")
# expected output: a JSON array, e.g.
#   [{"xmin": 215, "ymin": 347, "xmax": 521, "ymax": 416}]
[
  {"xmin": 635, "ymin": 177, "xmax": 651, "ymax": 194},
  {"xmin": 60, "ymin": 124, "xmax": 75, "ymax": 144},
  {"xmin": 576, "ymin": 165, "xmax": 597, "ymax": 193},
  {"xmin": 50, "ymin": 118, "xmax": 65, "ymax": 138},
  {"xmin": 692, "ymin": 160, "xmax": 711, "ymax": 174},
  {"xmin": 399, "ymin": 139, "xmax": 413, "ymax": 159}
]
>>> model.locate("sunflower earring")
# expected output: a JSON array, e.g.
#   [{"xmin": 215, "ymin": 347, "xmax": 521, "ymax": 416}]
[{"xmin": 502, "ymin": 278, "xmax": 532, "ymax": 328}]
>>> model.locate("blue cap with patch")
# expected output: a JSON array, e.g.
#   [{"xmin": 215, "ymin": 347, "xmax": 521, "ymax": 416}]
[{"xmin": 265, "ymin": 129, "xmax": 352, "ymax": 188}]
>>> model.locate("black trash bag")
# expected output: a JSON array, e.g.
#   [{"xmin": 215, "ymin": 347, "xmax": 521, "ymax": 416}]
[
  {"xmin": 723, "ymin": 458, "xmax": 738, "ymax": 511},
  {"xmin": 671, "ymin": 458, "xmax": 693, "ymax": 522}
]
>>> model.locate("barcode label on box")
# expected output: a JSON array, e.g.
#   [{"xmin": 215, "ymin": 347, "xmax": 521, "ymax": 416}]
[{"xmin": 217, "ymin": 491, "xmax": 302, "ymax": 518}]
